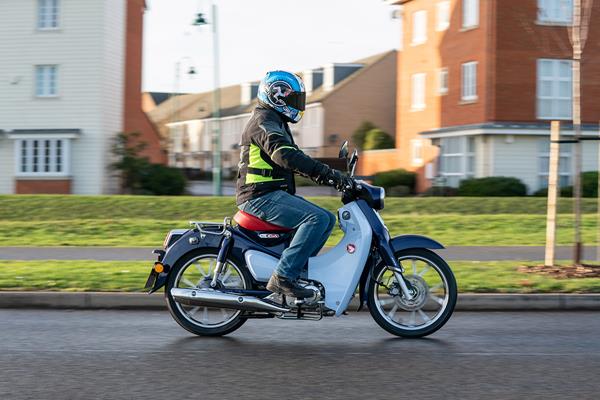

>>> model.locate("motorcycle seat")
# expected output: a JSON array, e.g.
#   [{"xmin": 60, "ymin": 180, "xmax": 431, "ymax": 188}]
[{"xmin": 233, "ymin": 211, "xmax": 293, "ymax": 232}]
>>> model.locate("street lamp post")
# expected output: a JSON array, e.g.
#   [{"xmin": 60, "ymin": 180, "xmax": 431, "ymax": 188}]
[{"xmin": 194, "ymin": 4, "xmax": 222, "ymax": 196}]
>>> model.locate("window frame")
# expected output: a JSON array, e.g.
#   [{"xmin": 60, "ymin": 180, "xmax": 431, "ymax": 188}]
[
  {"xmin": 13, "ymin": 137, "xmax": 71, "ymax": 178},
  {"xmin": 37, "ymin": 0, "xmax": 60, "ymax": 30},
  {"xmin": 411, "ymin": 72, "xmax": 427, "ymax": 111},
  {"xmin": 461, "ymin": 61, "xmax": 478, "ymax": 102},
  {"xmin": 536, "ymin": 58, "xmax": 573, "ymax": 120},
  {"xmin": 411, "ymin": 139, "xmax": 424, "ymax": 166},
  {"xmin": 438, "ymin": 67, "xmax": 449, "ymax": 95},
  {"xmin": 462, "ymin": 0, "xmax": 479, "ymax": 29},
  {"xmin": 436, "ymin": 1, "xmax": 451, "ymax": 31},
  {"xmin": 35, "ymin": 65, "xmax": 59, "ymax": 98},
  {"xmin": 411, "ymin": 10, "xmax": 428, "ymax": 46},
  {"xmin": 538, "ymin": 137, "xmax": 572, "ymax": 189},
  {"xmin": 438, "ymin": 136, "xmax": 476, "ymax": 187},
  {"xmin": 537, "ymin": 0, "xmax": 573, "ymax": 25}
]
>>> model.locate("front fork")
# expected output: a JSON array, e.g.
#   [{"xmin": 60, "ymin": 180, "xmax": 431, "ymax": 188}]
[{"xmin": 210, "ymin": 230, "xmax": 233, "ymax": 288}]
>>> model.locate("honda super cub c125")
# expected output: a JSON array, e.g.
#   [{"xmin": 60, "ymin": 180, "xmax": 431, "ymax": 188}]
[{"xmin": 145, "ymin": 142, "xmax": 457, "ymax": 338}]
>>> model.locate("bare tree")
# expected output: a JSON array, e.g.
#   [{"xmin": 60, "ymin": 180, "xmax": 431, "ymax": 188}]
[{"xmin": 569, "ymin": 0, "xmax": 594, "ymax": 265}]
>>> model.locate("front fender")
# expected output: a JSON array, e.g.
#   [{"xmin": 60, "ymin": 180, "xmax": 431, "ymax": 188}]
[{"xmin": 391, "ymin": 234, "xmax": 445, "ymax": 252}]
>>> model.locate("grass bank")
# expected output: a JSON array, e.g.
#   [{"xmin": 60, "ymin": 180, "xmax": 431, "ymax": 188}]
[
  {"xmin": 2, "ymin": 260, "xmax": 599, "ymax": 293},
  {"xmin": 1, "ymin": 195, "xmax": 599, "ymax": 247}
]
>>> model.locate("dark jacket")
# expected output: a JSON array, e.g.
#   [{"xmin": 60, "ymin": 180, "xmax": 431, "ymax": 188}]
[{"xmin": 236, "ymin": 106, "xmax": 330, "ymax": 205}]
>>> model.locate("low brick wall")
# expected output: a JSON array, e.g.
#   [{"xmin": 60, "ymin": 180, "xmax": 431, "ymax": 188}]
[{"xmin": 15, "ymin": 179, "xmax": 72, "ymax": 194}]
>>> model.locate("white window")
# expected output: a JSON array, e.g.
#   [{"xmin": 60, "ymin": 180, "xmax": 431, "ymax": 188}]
[
  {"xmin": 537, "ymin": 59, "xmax": 572, "ymax": 120},
  {"xmin": 461, "ymin": 62, "xmax": 477, "ymax": 101},
  {"xmin": 412, "ymin": 10, "xmax": 427, "ymax": 45},
  {"xmin": 462, "ymin": 0, "xmax": 479, "ymax": 29},
  {"xmin": 35, "ymin": 65, "xmax": 58, "ymax": 97},
  {"xmin": 411, "ymin": 73, "xmax": 426, "ymax": 111},
  {"xmin": 538, "ymin": 0, "xmax": 573, "ymax": 24},
  {"xmin": 436, "ymin": 1, "xmax": 451, "ymax": 31},
  {"xmin": 15, "ymin": 139, "xmax": 70, "ymax": 176},
  {"xmin": 538, "ymin": 138, "xmax": 571, "ymax": 188},
  {"xmin": 438, "ymin": 68, "xmax": 449, "ymax": 95},
  {"xmin": 411, "ymin": 139, "xmax": 424, "ymax": 166},
  {"xmin": 438, "ymin": 136, "xmax": 475, "ymax": 187},
  {"xmin": 38, "ymin": 0, "xmax": 60, "ymax": 29}
]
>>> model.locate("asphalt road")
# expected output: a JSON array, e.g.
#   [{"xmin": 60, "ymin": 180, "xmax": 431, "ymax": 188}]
[
  {"xmin": 1, "ymin": 310, "xmax": 599, "ymax": 399},
  {"xmin": 2, "ymin": 245, "xmax": 598, "ymax": 261}
]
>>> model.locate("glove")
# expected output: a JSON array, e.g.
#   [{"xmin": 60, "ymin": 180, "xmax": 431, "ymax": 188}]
[{"xmin": 325, "ymin": 169, "xmax": 355, "ymax": 192}]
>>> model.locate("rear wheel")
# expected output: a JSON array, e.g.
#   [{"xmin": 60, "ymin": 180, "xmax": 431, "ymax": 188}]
[
  {"xmin": 367, "ymin": 248, "xmax": 457, "ymax": 338},
  {"xmin": 165, "ymin": 249, "xmax": 251, "ymax": 337}
]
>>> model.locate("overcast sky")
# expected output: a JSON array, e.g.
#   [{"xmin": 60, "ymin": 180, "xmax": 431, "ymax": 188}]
[{"xmin": 142, "ymin": 0, "xmax": 400, "ymax": 93}]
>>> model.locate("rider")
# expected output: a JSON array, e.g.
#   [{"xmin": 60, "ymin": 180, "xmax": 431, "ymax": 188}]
[{"xmin": 236, "ymin": 70, "xmax": 353, "ymax": 299}]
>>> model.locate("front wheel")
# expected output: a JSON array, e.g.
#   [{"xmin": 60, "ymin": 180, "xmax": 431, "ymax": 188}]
[{"xmin": 367, "ymin": 248, "xmax": 457, "ymax": 338}]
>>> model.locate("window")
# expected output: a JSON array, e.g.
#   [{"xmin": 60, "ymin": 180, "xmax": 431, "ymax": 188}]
[
  {"xmin": 438, "ymin": 136, "xmax": 475, "ymax": 187},
  {"xmin": 16, "ymin": 139, "xmax": 69, "ymax": 176},
  {"xmin": 411, "ymin": 139, "xmax": 423, "ymax": 166},
  {"xmin": 411, "ymin": 73, "xmax": 426, "ymax": 110},
  {"xmin": 462, "ymin": 0, "xmax": 479, "ymax": 28},
  {"xmin": 412, "ymin": 10, "xmax": 427, "ymax": 45},
  {"xmin": 438, "ymin": 68, "xmax": 449, "ymax": 95},
  {"xmin": 538, "ymin": 0, "xmax": 573, "ymax": 24},
  {"xmin": 537, "ymin": 59, "xmax": 572, "ymax": 120},
  {"xmin": 461, "ymin": 62, "xmax": 477, "ymax": 101},
  {"xmin": 35, "ymin": 65, "xmax": 58, "ymax": 97},
  {"xmin": 436, "ymin": 1, "xmax": 450, "ymax": 31},
  {"xmin": 538, "ymin": 138, "xmax": 571, "ymax": 188},
  {"xmin": 38, "ymin": 0, "xmax": 60, "ymax": 29}
]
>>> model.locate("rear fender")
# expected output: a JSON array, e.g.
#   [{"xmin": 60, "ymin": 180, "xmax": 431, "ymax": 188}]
[{"xmin": 147, "ymin": 229, "xmax": 222, "ymax": 294}]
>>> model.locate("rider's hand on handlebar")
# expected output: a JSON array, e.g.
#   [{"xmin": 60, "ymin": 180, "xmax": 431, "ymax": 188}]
[{"xmin": 327, "ymin": 169, "xmax": 355, "ymax": 192}]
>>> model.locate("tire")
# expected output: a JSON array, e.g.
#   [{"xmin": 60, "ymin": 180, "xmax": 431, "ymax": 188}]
[
  {"xmin": 367, "ymin": 248, "xmax": 457, "ymax": 338},
  {"xmin": 165, "ymin": 248, "xmax": 252, "ymax": 337}
]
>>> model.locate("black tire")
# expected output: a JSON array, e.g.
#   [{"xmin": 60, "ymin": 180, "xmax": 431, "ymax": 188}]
[
  {"xmin": 367, "ymin": 248, "xmax": 457, "ymax": 338},
  {"xmin": 165, "ymin": 248, "xmax": 252, "ymax": 337}
]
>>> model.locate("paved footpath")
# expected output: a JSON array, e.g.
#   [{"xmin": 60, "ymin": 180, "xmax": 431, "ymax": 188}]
[
  {"xmin": 1, "ymin": 310, "xmax": 599, "ymax": 399},
  {"xmin": 1, "ymin": 245, "xmax": 597, "ymax": 261}
]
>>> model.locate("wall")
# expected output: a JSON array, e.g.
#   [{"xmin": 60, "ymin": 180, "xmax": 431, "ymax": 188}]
[
  {"xmin": 0, "ymin": 0, "xmax": 127, "ymax": 194},
  {"xmin": 323, "ymin": 51, "xmax": 397, "ymax": 158}
]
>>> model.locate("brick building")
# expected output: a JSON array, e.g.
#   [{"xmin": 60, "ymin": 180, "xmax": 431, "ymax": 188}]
[
  {"xmin": 0, "ymin": 0, "xmax": 165, "ymax": 194},
  {"xmin": 360, "ymin": 0, "xmax": 600, "ymax": 193}
]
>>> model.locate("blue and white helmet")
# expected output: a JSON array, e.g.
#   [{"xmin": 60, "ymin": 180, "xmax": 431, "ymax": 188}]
[{"xmin": 257, "ymin": 70, "xmax": 306, "ymax": 123}]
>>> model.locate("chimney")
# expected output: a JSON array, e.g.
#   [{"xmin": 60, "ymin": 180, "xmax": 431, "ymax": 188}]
[
  {"xmin": 303, "ymin": 68, "xmax": 323, "ymax": 95},
  {"xmin": 241, "ymin": 82, "xmax": 259, "ymax": 105},
  {"xmin": 323, "ymin": 63, "xmax": 363, "ymax": 91}
]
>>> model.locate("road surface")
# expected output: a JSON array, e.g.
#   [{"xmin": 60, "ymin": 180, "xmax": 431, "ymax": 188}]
[{"xmin": 1, "ymin": 310, "xmax": 598, "ymax": 399}]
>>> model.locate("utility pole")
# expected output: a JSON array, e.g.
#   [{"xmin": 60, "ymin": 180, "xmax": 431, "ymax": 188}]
[
  {"xmin": 572, "ymin": 0, "xmax": 583, "ymax": 265},
  {"xmin": 546, "ymin": 122, "xmax": 561, "ymax": 267}
]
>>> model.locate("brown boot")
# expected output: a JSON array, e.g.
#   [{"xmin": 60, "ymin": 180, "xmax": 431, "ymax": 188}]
[{"xmin": 266, "ymin": 274, "xmax": 315, "ymax": 298}]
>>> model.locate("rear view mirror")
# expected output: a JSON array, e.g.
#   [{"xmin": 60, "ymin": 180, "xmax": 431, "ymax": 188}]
[{"xmin": 339, "ymin": 141, "xmax": 349, "ymax": 159}]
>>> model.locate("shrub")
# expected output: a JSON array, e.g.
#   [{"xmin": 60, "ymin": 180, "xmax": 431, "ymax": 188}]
[
  {"xmin": 352, "ymin": 121, "xmax": 377, "ymax": 150},
  {"xmin": 457, "ymin": 177, "xmax": 527, "ymax": 197},
  {"xmin": 363, "ymin": 129, "xmax": 395, "ymax": 150},
  {"xmin": 422, "ymin": 186, "xmax": 459, "ymax": 197},
  {"xmin": 140, "ymin": 164, "xmax": 187, "ymax": 196},
  {"xmin": 387, "ymin": 185, "xmax": 411, "ymax": 197},
  {"xmin": 537, "ymin": 171, "xmax": 599, "ymax": 198},
  {"xmin": 373, "ymin": 169, "xmax": 417, "ymax": 193}
]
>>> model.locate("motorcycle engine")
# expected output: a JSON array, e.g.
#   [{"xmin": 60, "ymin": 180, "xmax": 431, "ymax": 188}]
[{"xmin": 284, "ymin": 283, "xmax": 322, "ymax": 308}]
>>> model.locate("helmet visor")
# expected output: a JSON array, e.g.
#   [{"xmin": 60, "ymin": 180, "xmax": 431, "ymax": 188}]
[{"xmin": 285, "ymin": 91, "xmax": 306, "ymax": 111}]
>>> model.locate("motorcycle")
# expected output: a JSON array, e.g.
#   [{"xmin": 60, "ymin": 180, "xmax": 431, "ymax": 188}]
[{"xmin": 145, "ymin": 142, "xmax": 457, "ymax": 338}]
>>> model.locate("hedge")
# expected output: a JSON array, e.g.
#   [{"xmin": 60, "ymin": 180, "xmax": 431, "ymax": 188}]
[{"xmin": 457, "ymin": 176, "xmax": 527, "ymax": 197}]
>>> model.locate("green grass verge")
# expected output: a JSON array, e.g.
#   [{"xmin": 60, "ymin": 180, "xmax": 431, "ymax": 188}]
[
  {"xmin": 0, "ymin": 214, "xmax": 599, "ymax": 247},
  {"xmin": 2, "ymin": 260, "xmax": 599, "ymax": 293},
  {"xmin": 1, "ymin": 195, "xmax": 600, "ymax": 247}
]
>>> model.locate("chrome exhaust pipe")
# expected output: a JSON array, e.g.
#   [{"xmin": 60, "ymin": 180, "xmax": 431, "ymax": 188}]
[{"xmin": 170, "ymin": 288, "xmax": 290, "ymax": 313}]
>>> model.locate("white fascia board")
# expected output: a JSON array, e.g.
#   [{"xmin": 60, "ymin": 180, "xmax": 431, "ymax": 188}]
[{"xmin": 420, "ymin": 127, "xmax": 599, "ymax": 139}]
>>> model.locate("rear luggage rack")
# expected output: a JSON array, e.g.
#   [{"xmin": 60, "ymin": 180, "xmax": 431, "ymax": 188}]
[{"xmin": 190, "ymin": 217, "xmax": 231, "ymax": 236}]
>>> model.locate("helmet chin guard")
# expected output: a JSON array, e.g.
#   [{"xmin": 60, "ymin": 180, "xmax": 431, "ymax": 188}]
[{"xmin": 258, "ymin": 71, "xmax": 306, "ymax": 123}]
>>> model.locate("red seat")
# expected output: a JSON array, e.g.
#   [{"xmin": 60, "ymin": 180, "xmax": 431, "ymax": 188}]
[{"xmin": 233, "ymin": 211, "xmax": 293, "ymax": 232}]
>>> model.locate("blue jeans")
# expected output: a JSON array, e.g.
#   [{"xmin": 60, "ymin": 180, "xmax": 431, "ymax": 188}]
[{"xmin": 238, "ymin": 190, "xmax": 336, "ymax": 280}]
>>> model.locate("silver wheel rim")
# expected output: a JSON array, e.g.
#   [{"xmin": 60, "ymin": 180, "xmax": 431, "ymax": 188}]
[
  {"xmin": 374, "ymin": 255, "xmax": 449, "ymax": 331},
  {"xmin": 174, "ymin": 255, "xmax": 246, "ymax": 329}
]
